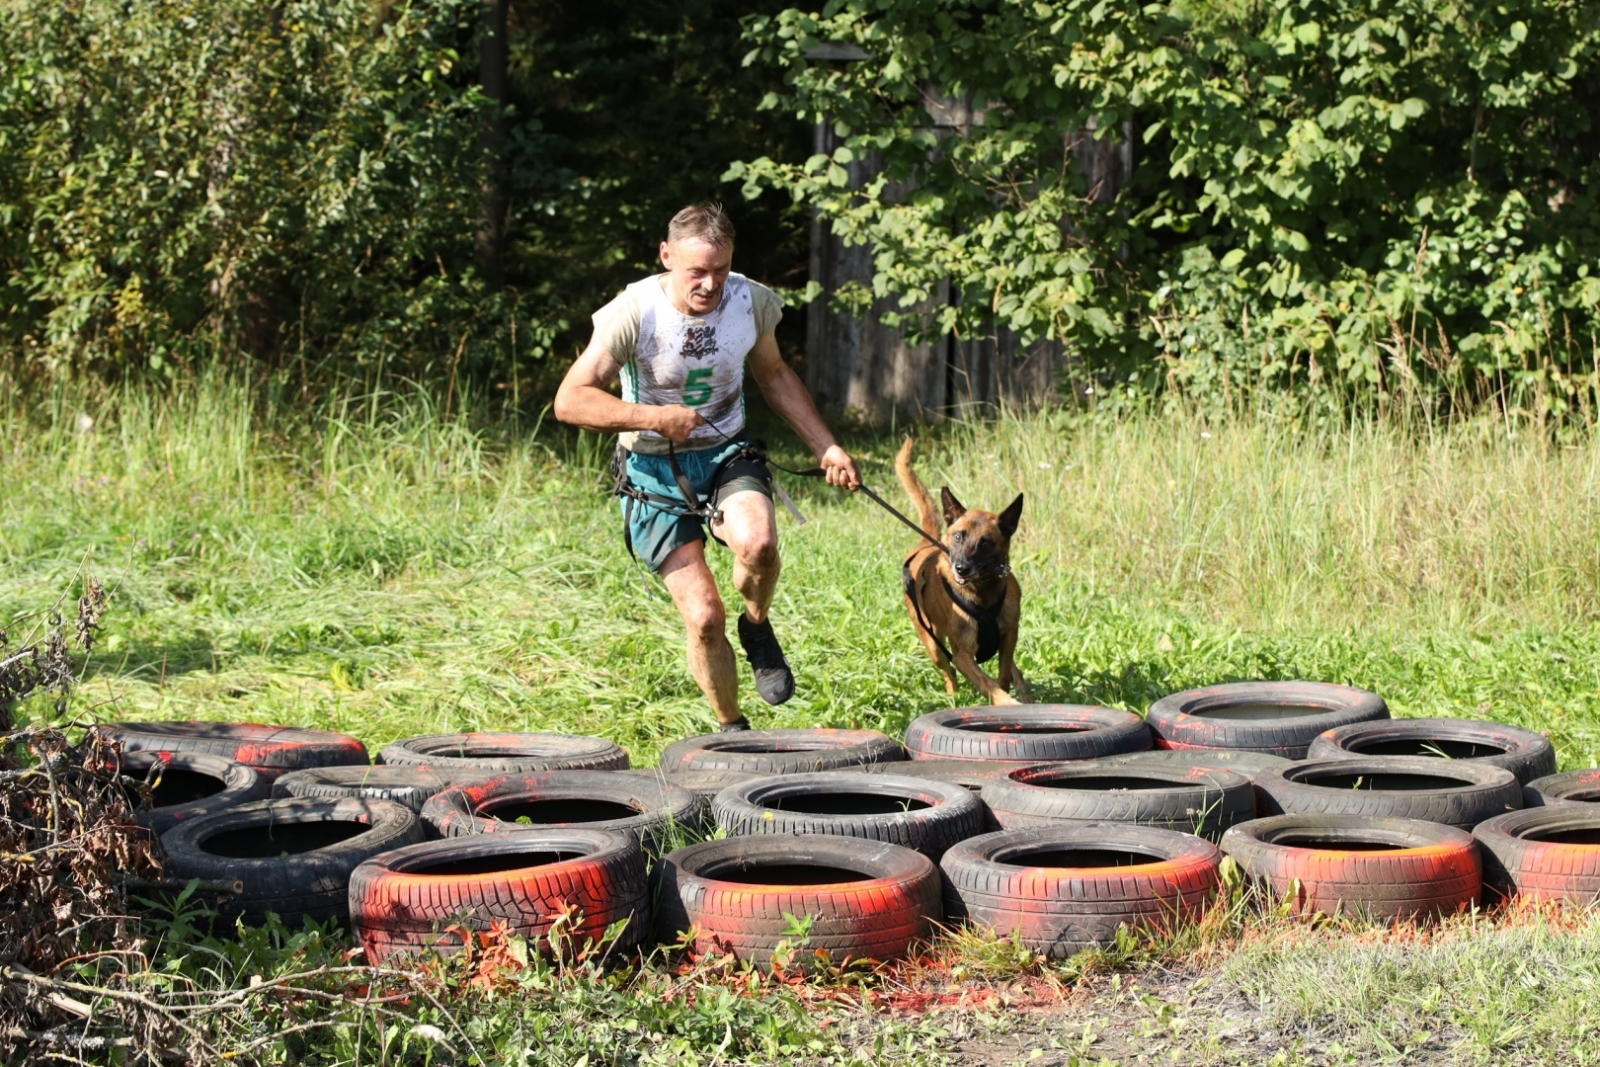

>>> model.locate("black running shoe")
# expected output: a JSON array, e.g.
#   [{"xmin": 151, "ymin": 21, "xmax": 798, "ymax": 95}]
[
  {"xmin": 737, "ymin": 613, "xmax": 795, "ymax": 706},
  {"xmin": 718, "ymin": 716, "xmax": 752, "ymax": 732}
]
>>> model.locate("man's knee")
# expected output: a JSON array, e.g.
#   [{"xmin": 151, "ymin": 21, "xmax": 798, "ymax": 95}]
[
  {"xmin": 734, "ymin": 527, "xmax": 779, "ymax": 570},
  {"xmin": 681, "ymin": 595, "xmax": 727, "ymax": 642}
]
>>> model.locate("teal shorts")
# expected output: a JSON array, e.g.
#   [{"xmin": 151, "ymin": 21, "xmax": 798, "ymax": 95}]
[{"xmin": 619, "ymin": 440, "xmax": 772, "ymax": 572}]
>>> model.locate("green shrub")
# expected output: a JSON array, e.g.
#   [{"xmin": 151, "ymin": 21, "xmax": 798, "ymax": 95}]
[
  {"xmin": 0, "ymin": 0, "xmax": 513, "ymax": 378},
  {"xmin": 731, "ymin": 0, "xmax": 1600, "ymax": 410}
]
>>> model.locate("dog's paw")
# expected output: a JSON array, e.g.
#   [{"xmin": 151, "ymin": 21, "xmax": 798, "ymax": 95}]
[{"xmin": 989, "ymin": 690, "xmax": 1023, "ymax": 706}]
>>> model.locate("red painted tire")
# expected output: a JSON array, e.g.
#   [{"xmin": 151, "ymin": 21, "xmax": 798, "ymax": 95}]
[
  {"xmin": 1146, "ymin": 682, "xmax": 1388, "ymax": 759},
  {"xmin": 422, "ymin": 771, "xmax": 701, "ymax": 848},
  {"xmin": 711, "ymin": 772, "xmax": 986, "ymax": 859},
  {"xmin": 160, "ymin": 798, "xmax": 424, "ymax": 928},
  {"xmin": 90, "ymin": 721, "xmax": 368, "ymax": 781},
  {"xmin": 1306, "ymin": 718, "xmax": 1556, "ymax": 785},
  {"xmin": 379, "ymin": 732, "xmax": 628, "ymax": 773},
  {"xmin": 1524, "ymin": 770, "xmax": 1600, "ymax": 808},
  {"xmin": 108, "ymin": 750, "xmax": 270, "ymax": 837},
  {"xmin": 273, "ymin": 765, "xmax": 481, "ymax": 813},
  {"xmin": 1221, "ymin": 814, "xmax": 1481, "ymax": 920},
  {"xmin": 659, "ymin": 728, "xmax": 904, "ymax": 775},
  {"xmin": 1257, "ymin": 757, "xmax": 1521, "ymax": 829},
  {"xmin": 655, "ymin": 836, "xmax": 940, "ymax": 971},
  {"xmin": 981, "ymin": 763, "xmax": 1255, "ymax": 840},
  {"xmin": 348, "ymin": 829, "xmax": 648, "ymax": 964},
  {"xmin": 940, "ymin": 825, "xmax": 1220, "ymax": 958},
  {"xmin": 1474, "ymin": 807, "xmax": 1600, "ymax": 904},
  {"xmin": 903, "ymin": 705, "xmax": 1151, "ymax": 762}
]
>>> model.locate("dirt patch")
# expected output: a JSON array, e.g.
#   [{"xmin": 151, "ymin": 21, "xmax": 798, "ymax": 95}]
[{"xmin": 905, "ymin": 965, "xmax": 1465, "ymax": 1067}]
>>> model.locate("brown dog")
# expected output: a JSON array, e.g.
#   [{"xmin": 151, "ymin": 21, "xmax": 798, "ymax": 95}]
[{"xmin": 895, "ymin": 437, "xmax": 1029, "ymax": 705}]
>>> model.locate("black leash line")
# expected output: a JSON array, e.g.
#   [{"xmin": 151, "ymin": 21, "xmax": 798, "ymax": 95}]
[
  {"xmin": 854, "ymin": 483, "xmax": 946, "ymax": 554},
  {"xmin": 691, "ymin": 409, "xmax": 949, "ymax": 554}
]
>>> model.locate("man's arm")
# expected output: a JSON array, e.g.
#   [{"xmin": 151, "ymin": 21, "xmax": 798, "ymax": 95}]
[
  {"xmin": 746, "ymin": 332, "xmax": 861, "ymax": 490},
  {"xmin": 553, "ymin": 337, "xmax": 702, "ymax": 442}
]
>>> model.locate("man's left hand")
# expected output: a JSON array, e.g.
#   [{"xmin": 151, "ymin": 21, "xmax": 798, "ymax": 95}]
[{"xmin": 819, "ymin": 445, "xmax": 861, "ymax": 490}]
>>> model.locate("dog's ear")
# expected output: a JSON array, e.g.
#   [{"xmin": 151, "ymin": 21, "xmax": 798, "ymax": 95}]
[
  {"xmin": 940, "ymin": 487, "xmax": 966, "ymax": 526},
  {"xmin": 998, "ymin": 493, "xmax": 1024, "ymax": 538}
]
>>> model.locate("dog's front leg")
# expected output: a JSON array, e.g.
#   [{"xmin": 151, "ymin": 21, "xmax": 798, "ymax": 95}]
[
  {"xmin": 949, "ymin": 650, "xmax": 1021, "ymax": 706},
  {"xmin": 997, "ymin": 629, "xmax": 1031, "ymax": 703},
  {"xmin": 906, "ymin": 600, "xmax": 960, "ymax": 694}
]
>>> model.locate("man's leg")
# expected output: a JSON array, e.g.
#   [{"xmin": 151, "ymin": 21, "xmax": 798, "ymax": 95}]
[
  {"xmin": 712, "ymin": 489, "xmax": 781, "ymax": 623},
  {"xmin": 712, "ymin": 491, "xmax": 793, "ymax": 704},
  {"xmin": 659, "ymin": 539, "xmax": 743, "ymax": 725}
]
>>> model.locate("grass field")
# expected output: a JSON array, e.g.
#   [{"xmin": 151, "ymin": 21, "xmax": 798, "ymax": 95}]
[{"xmin": 5, "ymin": 379, "xmax": 1600, "ymax": 1064}]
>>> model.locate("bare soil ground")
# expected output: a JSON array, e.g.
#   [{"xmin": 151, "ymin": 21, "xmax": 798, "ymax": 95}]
[{"xmin": 923, "ymin": 965, "xmax": 1457, "ymax": 1067}]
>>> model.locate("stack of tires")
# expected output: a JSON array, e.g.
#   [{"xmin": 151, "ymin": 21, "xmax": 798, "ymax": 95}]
[{"xmin": 91, "ymin": 682, "xmax": 1597, "ymax": 972}]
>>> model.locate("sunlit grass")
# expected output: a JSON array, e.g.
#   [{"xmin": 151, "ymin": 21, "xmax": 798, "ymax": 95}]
[{"xmin": 5, "ymin": 379, "xmax": 1598, "ymax": 769}]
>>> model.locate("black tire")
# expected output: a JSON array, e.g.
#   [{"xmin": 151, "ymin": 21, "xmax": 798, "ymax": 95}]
[
  {"xmin": 712, "ymin": 772, "xmax": 985, "ymax": 859},
  {"xmin": 655, "ymin": 836, "xmax": 940, "ymax": 971},
  {"xmin": 861, "ymin": 760, "xmax": 1012, "ymax": 831},
  {"xmin": 90, "ymin": 721, "xmax": 368, "ymax": 780},
  {"xmin": 1524, "ymin": 770, "xmax": 1600, "ymax": 808},
  {"xmin": 903, "ymin": 705, "xmax": 1151, "ymax": 762},
  {"xmin": 422, "ymin": 770, "xmax": 702, "ymax": 850},
  {"xmin": 1093, "ymin": 750, "xmax": 1292, "ymax": 777},
  {"xmin": 614, "ymin": 768, "xmax": 754, "ymax": 824},
  {"xmin": 1257, "ymin": 756, "xmax": 1521, "ymax": 829},
  {"xmin": 109, "ymin": 751, "xmax": 270, "ymax": 837},
  {"xmin": 863, "ymin": 758, "xmax": 1023, "ymax": 793},
  {"xmin": 349, "ymin": 829, "xmax": 648, "ymax": 964},
  {"xmin": 1145, "ymin": 682, "xmax": 1389, "ymax": 759},
  {"xmin": 1306, "ymin": 718, "xmax": 1556, "ymax": 785},
  {"xmin": 1474, "ymin": 807, "xmax": 1600, "ymax": 903},
  {"xmin": 981, "ymin": 763, "xmax": 1255, "ymax": 840},
  {"xmin": 659, "ymin": 728, "xmax": 904, "ymax": 775},
  {"xmin": 1221, "ymin": 814, "xmax": 1481, "ymax": 920},
  {"xmin": 160, "ymin": 798, "xmax": 423, "ymax": 928},
  {"xmin": 274, "ymin": 765, "xmax": 482, "ymax": 814},
  {"xmin": 940, "ymin": 825, "xmax": 1221, "ymax": 958},
  {"xmin": 379, "ymin": 732, "xmax": 629, "ymax": 773}
]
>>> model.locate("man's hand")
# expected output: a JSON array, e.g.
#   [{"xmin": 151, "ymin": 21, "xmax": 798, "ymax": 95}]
[
  {"xmin": 653, "ymin": 404, "xmax": 706, "ymax": 443},
  {"xmin": 819, "ymin": 444, "xmax": 861, "ymax": 490}
]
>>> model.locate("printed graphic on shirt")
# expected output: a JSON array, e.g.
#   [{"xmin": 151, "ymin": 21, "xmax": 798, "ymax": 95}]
[
  {"xmin": 681, "ymin": 323, "xmax": 718, "ymax": 361},
  {"xmin": 682, "ymin": 367, "xmax": 714, "ymax": 407}
]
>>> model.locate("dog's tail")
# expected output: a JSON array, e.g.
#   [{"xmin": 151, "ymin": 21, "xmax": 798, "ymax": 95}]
[{"xmin": 894, "ymin": 437, "xmax": 942, "ymax": 540}]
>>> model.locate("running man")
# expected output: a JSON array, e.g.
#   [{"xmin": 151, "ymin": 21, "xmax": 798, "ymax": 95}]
[{"xmin": 553, "ymin": 203, "xmax": 861, "ymax": 730}]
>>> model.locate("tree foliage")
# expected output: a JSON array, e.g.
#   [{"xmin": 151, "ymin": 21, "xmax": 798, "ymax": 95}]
[
  {"xmin": 0, "ymin": 0, "xmax": 502, "ymax": 379},
  {"xmin": 506, "ymin": 0, "xmax": 813, "ymax": 364},
  {"xmin": 731, "ymin": 0, "xmax": 1600, "ymax": 405},
  {"xmin": 0, "ymin": 0, "xmax": 811, "ymax": 384}
]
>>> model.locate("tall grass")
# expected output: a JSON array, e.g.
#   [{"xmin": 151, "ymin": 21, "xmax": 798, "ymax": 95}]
[{"xmin": 4, "ymin": 378, "xmax": 1599, "ymax": 767}]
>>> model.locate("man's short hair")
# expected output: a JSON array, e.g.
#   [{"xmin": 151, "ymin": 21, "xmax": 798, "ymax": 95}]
[{"xmin": 667, "ymin": 203, "xmax": 736, "ymax": 250}]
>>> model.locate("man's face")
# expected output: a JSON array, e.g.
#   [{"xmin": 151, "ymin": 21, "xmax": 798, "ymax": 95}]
[{"xmin": 659, "ymin": 237, "xmax": 732, "ymax": 316}]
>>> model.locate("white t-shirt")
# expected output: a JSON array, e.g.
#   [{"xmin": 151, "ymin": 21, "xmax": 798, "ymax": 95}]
[{"xmin": 590, "ymin": 272, "xmax": 783, "ymax": 453}]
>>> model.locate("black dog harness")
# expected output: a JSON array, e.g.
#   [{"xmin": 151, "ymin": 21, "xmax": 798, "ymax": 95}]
[{"xmin": 901, "ymin": 558, "xmax": 1007, "ymax": 665}]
